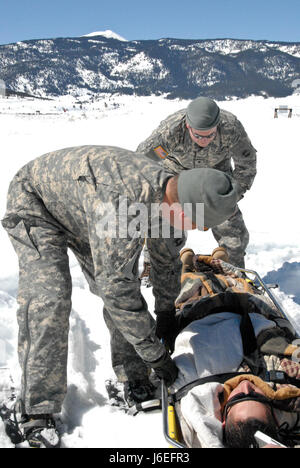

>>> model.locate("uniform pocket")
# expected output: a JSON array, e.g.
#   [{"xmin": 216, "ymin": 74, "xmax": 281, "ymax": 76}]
[
  {"xmin": 118, "ymin": 243, "xmax": 143, "ymax": 281},
  {"xmin": 2, "ymin": 214, "xmax": 41, "ymax": 260}
]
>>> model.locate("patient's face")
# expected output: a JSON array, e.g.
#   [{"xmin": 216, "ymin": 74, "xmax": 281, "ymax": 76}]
[{"xmin": 226, "ymin": 380, "xmax": 271, "ymax": 424}]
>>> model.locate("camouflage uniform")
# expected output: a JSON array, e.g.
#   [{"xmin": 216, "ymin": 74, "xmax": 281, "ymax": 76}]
[
  {"xmin": 137, "ymin": 108, "xmax": 257, "ymax": 267},
  {"xmin": 1, "ymin": 145, "xmax": 185, "ymax": 415}
]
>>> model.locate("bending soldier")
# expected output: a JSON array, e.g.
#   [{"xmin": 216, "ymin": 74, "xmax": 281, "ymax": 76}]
[{"xmin": 2, "ymin": 145, "xmax": 239, "ymax": 447}]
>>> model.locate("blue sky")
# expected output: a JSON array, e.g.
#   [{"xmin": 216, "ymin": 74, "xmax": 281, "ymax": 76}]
[{"xmin": 0, "ymin": 0, "xmax": 299, "ymax": 45}]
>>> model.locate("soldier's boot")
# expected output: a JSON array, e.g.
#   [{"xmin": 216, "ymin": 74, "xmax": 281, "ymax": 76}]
[
  {"xmin": 20, "ymin": 413, "xmax": 61, "ymax": 448},
  {"xmin": 211, "ymin": 246, "xmax": 230, "ymax": 262},
  {"xmin": 123, "ymin": 379, "xmax": 157, "ymax": 407},
  {"xmin": 139, "ymin": 262, "xmax": 151, "ymax": 287},
  {"xmin": 180, "ymin": 248, "xmax": 195, "ymax": 273}
]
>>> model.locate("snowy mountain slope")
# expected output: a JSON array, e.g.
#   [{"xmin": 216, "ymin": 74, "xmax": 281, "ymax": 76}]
[
  {"xmin": 0, "ymin": 94, "xmax": 300, "ymax": 448},
  {"xmin": 0, "ymin": 36, "xmax": 299, "ymax": 100},
  {"xmin": 82, "ymin": 30, "xmax": 127, "ymax": 41}
]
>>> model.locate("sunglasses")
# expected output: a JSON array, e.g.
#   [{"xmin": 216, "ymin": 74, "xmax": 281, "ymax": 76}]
[
  {"xmin": 223, "ymin": 391, "xmax": 273, "ymax": 422},
  {"xmin": 190, "ymin": 128, "xmax": 217, "ymax": 140}
]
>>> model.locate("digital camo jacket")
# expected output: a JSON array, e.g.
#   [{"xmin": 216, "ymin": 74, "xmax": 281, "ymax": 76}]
[
  {"xmin": 2, "ymin": 145, "xmax": 184, "ymax": 413},
  {"xmin": 137, "ymin": 108, "xmax": 257, "ymax": 196}
]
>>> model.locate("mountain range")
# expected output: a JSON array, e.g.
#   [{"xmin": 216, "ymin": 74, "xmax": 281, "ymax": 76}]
[{"xmin": 1, "ymin": 32, "xmax": 300, "ymax": 100}]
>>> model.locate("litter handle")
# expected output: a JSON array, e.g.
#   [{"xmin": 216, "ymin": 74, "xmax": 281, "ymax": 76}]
[{"xmin": 254, "ymin": 431, "xmax": 287, "ymax": 448}]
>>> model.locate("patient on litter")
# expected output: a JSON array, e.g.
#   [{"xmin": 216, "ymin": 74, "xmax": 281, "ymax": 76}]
[{"xmin": 169, "ymin": 247, "xmax": 300, "ymax": 448}]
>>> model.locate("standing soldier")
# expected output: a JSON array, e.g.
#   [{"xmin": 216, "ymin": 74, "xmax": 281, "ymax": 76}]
[
  {"xmin": 137, "ymin": 97, "xmax": 257, "ymax": 280},
  {"xmin": 2, "ymin": 145, "xmax": 239, "ymax": 447}
]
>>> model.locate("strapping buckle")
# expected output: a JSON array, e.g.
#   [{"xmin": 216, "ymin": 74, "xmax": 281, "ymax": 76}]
[
  {"xmin": 128, "ymin": 398, "xmax": 162, "ymax": 416},
  {"xmin": 265, "ymin": 370, "xmax": 286, "ymax": 383}
]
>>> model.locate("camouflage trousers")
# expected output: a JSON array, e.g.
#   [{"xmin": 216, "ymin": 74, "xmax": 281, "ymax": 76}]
[
  {"xmin": 144, "ymin": 207, "xmax": 249, "ymax": 268},
  {"xmin": 211, "ymin": 206, "xmax": 249, "ymax": 268},
  {"xmin": 2, "ymin": 180, "xmax": 149, "ymax": 415}
]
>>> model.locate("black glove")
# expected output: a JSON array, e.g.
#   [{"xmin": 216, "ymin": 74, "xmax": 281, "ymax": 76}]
[
  {"xmin": 148, "ymin": 351, "xmax": 178, "ymax": 387},
  {"xmin": 155, "ymin": 309, "xmax": 177, "ymax": 353}
]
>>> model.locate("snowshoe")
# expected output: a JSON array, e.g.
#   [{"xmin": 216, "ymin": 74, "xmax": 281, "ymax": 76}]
[
  {"xmin": 124, "ymin": 379, "xmax": 157, "ymax": 407},
  {"xmin": 20, "ymin": 414, "xmax": 61, "ymax": 448},
  {"xmin": 123, "ymin": 379, "xmax": 161, "ymax": 415},
  {"xmin": 105, "ymin": 378, "xmax": 127, "ymax": 410},
  {"xmin": 0, "ymin": 370, "xmax": 24, "ymax": 446},
  {"xmin": 0, "ymin": 403, "xmax": 23, "ymax": 445},
  {"xmin": 105, "ymin": 378, "xmax": 161, "ymax": 415}
]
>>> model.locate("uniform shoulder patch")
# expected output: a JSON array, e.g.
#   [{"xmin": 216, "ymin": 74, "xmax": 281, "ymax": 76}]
[{"xmin": 153, "ymin": 145, "xmax": 169, "ymax": 160}]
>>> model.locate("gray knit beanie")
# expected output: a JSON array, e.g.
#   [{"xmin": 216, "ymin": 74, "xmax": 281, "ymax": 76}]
[
  {"xmin": 177, "ymin": 168, "xmax": 238, "ymax": 228},
  {"xmin": 186, "ymin": 97, "xmax": 220, "ymax": 130}
]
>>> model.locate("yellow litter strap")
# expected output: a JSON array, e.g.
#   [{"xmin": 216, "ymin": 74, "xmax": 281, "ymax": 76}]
[{"xmin": 168, "ymin": 405, "xmax": 180, "ymax": 445}]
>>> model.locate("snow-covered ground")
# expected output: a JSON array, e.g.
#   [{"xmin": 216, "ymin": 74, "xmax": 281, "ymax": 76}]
[{"xmin": 0, "ymin": 92, "xmax": 300, "ymax": 448}]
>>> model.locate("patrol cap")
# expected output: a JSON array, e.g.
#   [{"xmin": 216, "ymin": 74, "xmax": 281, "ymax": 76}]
[
  {"xmin": 177, "ymin": 168, "xmax": 238, "ymax": 229},
  {"xmin": 186, "ymin": 97, "xmax": 220, "ymax": 130}
]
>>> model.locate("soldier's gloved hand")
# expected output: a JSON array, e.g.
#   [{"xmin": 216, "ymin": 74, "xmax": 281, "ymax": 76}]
[
  {"xmin": 148, "ymin": 351, "xmax": 178, "ymax": 387},
  {"xmin": 155, "ymin": 308, "xmax": 177, "ymax": 353}
]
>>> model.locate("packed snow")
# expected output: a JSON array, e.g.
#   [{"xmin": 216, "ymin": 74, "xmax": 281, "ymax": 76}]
[{"xmin": 0, "ymin": 92, "xmax": 300, "ymax": 448}]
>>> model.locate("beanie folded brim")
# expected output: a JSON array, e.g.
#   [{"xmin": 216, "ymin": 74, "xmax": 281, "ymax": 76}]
[{"xmin": 178, "ymin": 168, "xmax": 238, "ymax": 229}]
